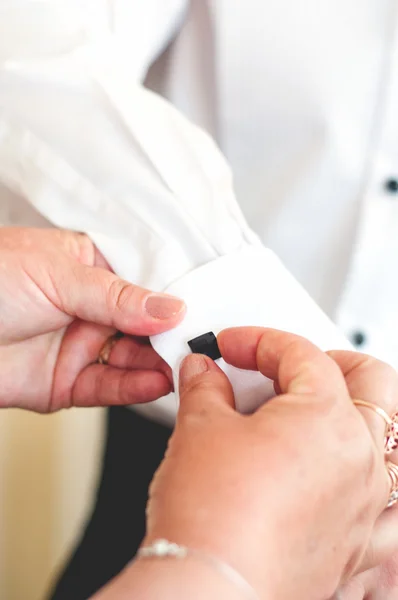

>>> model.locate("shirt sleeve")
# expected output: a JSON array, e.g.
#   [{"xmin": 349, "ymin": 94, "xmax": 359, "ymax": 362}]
[
  {"xmin": 0, "ymin": 52, "xmax": 259, "ymax": 290},
  {"xmin": 0, "ymin": 3, "xmax": 351, "ymax": 424}
]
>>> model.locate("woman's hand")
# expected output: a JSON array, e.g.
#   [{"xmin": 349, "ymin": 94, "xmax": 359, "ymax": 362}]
[
  {"xmin": 0, "ymin": 227, "xmax": 185, "ymax": 412},
  {"xmin": 95, "ymin": 327, "xmax": 391, "ymax": 600},
  {"xmin": 326, "ymin": 348, "xmax": 398, "ymax": 600}
]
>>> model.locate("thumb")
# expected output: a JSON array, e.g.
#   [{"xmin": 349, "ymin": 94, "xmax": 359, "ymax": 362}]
[
  {"xmin": 178, "ymin": 354, "xmax": 236, "ymax": 418},
  {"xmin": 57, "ymin": 260, "xmax": 186, "ymax": 336}
]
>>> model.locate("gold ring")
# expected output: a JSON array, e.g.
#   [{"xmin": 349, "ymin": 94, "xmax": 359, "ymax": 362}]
[
  {"xmin": 352, "ymin": 400, "xmax": 398, "ymax": 454},
  {"xmin": 352, "ymin": 401, "xmax": 398, "ymax": 507},
  {"xmin": 352, "ymin": 399, "xmax": 392, "ymax": 427},
  {"xmin": 98, "ymin": 332, "xmax": 124, "ymax": 365},
  {"xmin": 387, "ymin": 461, "xmax": 398, "ymax": 508}
]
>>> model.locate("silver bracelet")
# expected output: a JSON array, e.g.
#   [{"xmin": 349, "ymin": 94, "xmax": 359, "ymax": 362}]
[{"xmin": 138, "ymin": 539, "xmax": 260, "ymax": 599}]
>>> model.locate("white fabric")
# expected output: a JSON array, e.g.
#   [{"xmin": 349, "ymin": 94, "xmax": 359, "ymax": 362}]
[
  {"xmin": 0, "ymin": 1, "xmax": 397, "ymax": 423},
  {"xmin": 151, "ymin": 247, "xmax": 351, "ymax": 413}
]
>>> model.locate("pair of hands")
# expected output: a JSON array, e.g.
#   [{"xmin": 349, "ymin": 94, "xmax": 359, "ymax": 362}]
[{"xmin": 1, "ymin": 228, "xmax": 397, "ymax": 599}]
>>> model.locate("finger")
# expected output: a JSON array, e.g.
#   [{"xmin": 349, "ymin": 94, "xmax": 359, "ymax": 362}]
[
  {"xmin": 327, "ymin": 350, "xmax": 398, "ymax": 451},
  {"xmin": 356, "ymin": 504, "xmax": 398, "ymax": 573},
  {"xmin": 52, "ymin": 319, "xmax": 116, "ymax": 410},
  {"xmin": 72, "ymin": 364, "xmax": 172, "ymax": 407},
  {"xmin": 336, "ymin": 577, "xmax": 368, "ymax": 600},
  {"xmin": 108, "ymin": 336, "xmax": 173, "ymax": 382},
  {"xmin": 337, "ymin": 562, "xmax": 398, "ymax": 600},
  {"xmin": 178, "ymin": 354, "xmax": 236, "ymax": 417},
  {"xmin": 53, "ymin": 321, "xmax": 174, "ymax": 409},
  {"xmin": 53, "ymin": 259, "xmax": 186, "ymax": 336},
  {"xmin": 218, "ymin": 327, "xmax": 347, "ymax": 400}
]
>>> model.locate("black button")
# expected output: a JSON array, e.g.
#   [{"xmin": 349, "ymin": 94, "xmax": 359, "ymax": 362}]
[
  {"xmin": 188, "ymin": 332, "xmax": 221, "ymax": 360},
  {"xmin": 384, "ymin": 178, "xmax": 398, "ymax": 194},
  {"xmin": 351, "ymin": 331, "xmax": 366, "ymax": 347}
]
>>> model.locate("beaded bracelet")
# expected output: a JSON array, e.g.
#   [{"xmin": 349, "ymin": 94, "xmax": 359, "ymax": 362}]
[{"xmin": 138, "ymin": 539, "xmax": 260, "ymax": 599}]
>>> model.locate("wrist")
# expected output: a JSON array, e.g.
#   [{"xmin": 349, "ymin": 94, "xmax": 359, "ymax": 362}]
[
  {"xmin": 91, "ymin": 554, "xmax": 249, "ymax": 600},
  {"xmin": 144, "ymin": 518, "xmax": 269, "ymax": 597}
]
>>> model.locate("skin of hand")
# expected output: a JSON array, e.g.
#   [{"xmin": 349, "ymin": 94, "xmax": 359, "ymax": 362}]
[
  {"xmin": 324, "ymin": 350, "xmax": 398, "ymax": 600},
  {"xmin": 0, "ymin": 227, "xmax": 185, "ymax": 412},
  {"xmin": 92, "ymin": 328, "xmax": 391, "ymax": 600},
  {"xmin": 335, "ymin": 554, "xmax": 398, "ymax": 600}
]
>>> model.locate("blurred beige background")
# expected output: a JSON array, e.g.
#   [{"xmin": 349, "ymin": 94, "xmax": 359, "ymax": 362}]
[{"xmin": 0, "ymin": 407, "xmax": 105, "ymax": 600}]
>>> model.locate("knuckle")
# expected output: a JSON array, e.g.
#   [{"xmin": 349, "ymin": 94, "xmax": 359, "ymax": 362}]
[{"xmin": 108, "ymin": 279, "xmax": 138, "ymax": 315}]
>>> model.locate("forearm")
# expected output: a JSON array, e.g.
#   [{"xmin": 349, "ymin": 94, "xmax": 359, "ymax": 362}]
[{"xmin": 91, "ymin": 556, "xmax": 248, "ymax": 600}]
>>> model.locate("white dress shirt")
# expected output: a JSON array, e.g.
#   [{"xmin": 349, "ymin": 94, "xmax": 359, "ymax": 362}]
[{"xmin": 0, "ymin": 0, "xmax": 397, "ymax": 422}]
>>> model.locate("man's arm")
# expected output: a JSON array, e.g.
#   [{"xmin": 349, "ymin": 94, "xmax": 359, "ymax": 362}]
[{"xmin": 0, "ymin": 1, "xmax": 350, "ymax": 419}]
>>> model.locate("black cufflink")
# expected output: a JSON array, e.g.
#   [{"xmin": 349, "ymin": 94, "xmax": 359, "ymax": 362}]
[{"xmin": 187, "ymin": 332, "xmax": 221, "ymax": 360}]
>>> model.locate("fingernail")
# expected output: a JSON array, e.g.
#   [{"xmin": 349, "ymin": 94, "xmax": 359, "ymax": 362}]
[
  {"xmin": 179, "ymin": 354, "xmax": 209, "ymax": 388},
  {"xmin": 145, "ymin": 294, "xmax": 185, "ymax": 320}
]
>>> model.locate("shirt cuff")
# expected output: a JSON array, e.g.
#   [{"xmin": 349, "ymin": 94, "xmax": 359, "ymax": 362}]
[{"xmin": 144, "ymin": 245, "xmax": 353, "ymax": 421}]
